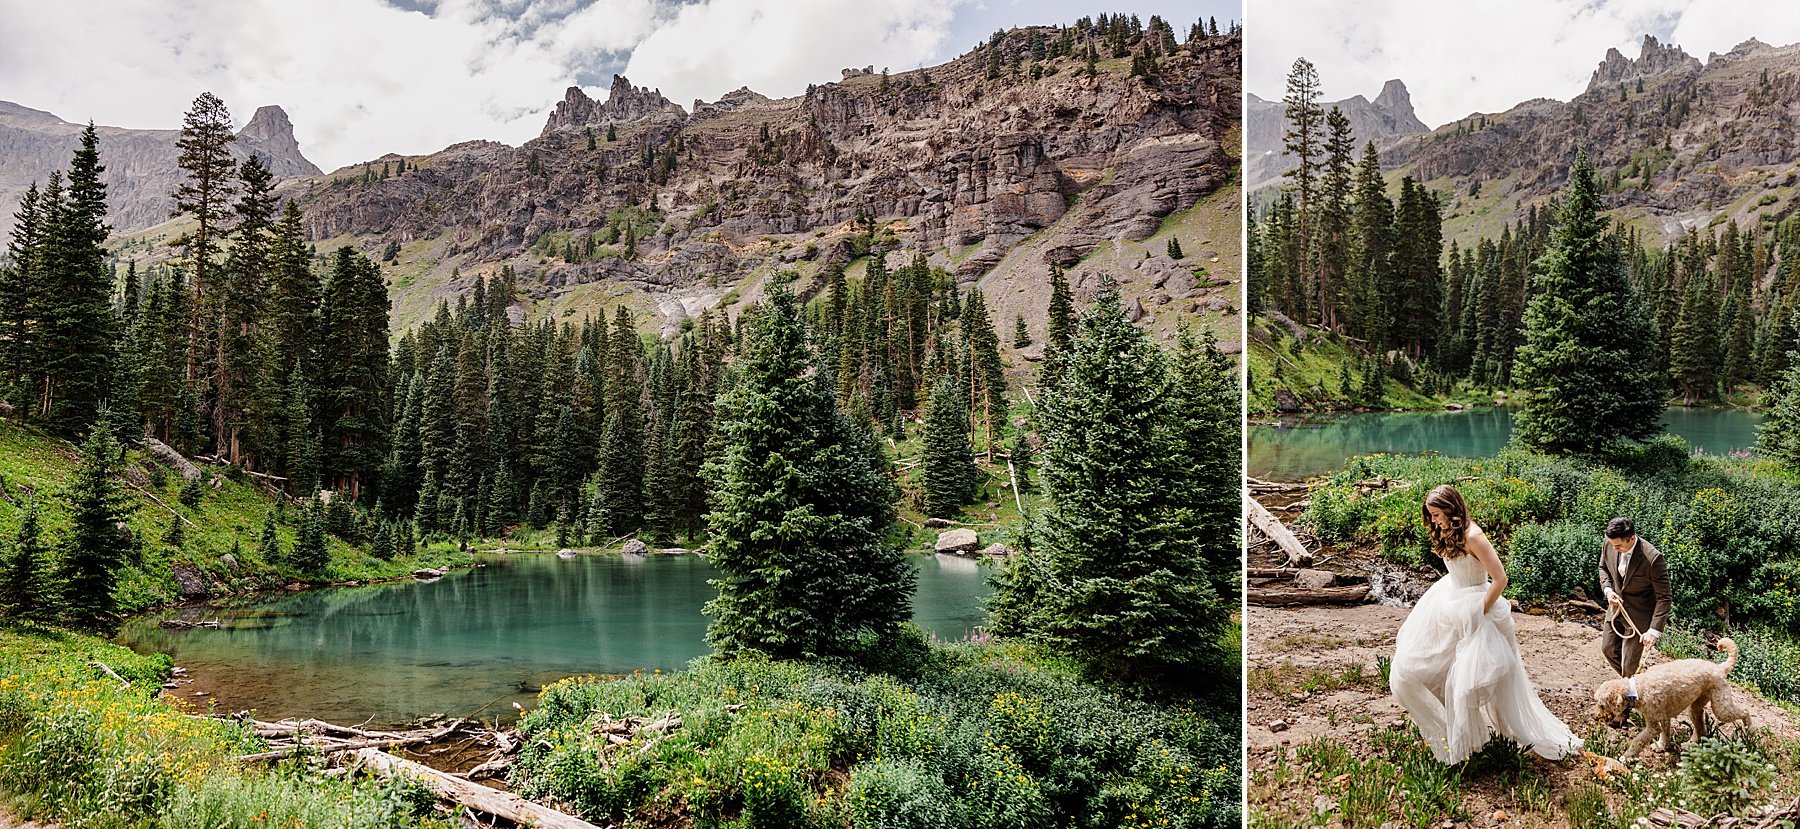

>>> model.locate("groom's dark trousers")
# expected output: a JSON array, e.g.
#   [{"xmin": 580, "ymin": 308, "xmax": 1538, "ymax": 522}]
[{"xmin": 1597, "ymin": 537, "xmax": 1672, "ymax": 677}]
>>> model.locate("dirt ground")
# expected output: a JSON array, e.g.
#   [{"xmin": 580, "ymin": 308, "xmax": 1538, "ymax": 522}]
[{"xmin": 1247, "ymin": 586, "xmax": 1800, "ymax": 828}]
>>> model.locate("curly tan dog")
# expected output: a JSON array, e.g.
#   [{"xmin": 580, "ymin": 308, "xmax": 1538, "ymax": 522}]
[{"xmin": 1594, "ymin": 638, "xmax": 1747, "ymax": 759}]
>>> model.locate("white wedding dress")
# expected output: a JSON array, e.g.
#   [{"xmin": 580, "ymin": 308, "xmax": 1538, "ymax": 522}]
[{"xmin": 1389, "ymin": 550, "xmax": 1579, "ymax": 763}]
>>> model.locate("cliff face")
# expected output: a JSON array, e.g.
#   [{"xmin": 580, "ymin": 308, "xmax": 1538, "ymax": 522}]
[
  {"xmin": 1244, "ymin": 79, "xmax": 1429, "ymax": 190},
  {"xmin": 0, "ymin": 101, "xmax": 321, "ymax": 236},
  {"xmin": 292, "ymin": 27, "xmax": 1241, "ymax": 340},
  {"xmin": 1379, "ymin": 35, "xmax": 1800, "ymax": 242}
]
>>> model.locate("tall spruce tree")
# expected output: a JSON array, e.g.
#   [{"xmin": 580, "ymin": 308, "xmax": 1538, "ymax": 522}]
[
  {"xmin": 990, "ymin": 288, "xmax": 1229, "ymax": 684},
  {"xmin": 0, "ymin": 500, "xmax": 51, "ymax": 622},
  {"xmin": 173, "ymin": 92, "xmax": 238, "ymax": 322},
  {"xmin": 1, "ymin": 181, "xmax": 44, "ymax": 407},
  {"xmin": 1758, "ymin": 353, "xmax": 1800, "ymax": 468},
  {"xmin": 34, "ymin": 124, "xmax": 116, "ymax": 431},
  {"xmin": 703, "ymin": 284, "xmax": 913, "ymax": 657},
  {"xmin": 922, "ymin": 370, "xmax": 978, "ymax": 517},
  {"xmin": 316, "ymin": 246, "xmax": 391, "ymax": 499},
  {"xmin": 592, "ymin": 308, "xmax": 646, "ymax": 535},
  {"xmin": 1512, "ymin": 152, "xmax": 1664, "ymax": 454},
  {"xmin": 61, "ymin": 430, "xmax": 132, "ymax": 631}
]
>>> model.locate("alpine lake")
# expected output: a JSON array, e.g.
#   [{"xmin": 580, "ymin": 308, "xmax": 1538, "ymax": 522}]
[
  {"xmin": 116, "ymin": 551, "xmax": 991, "ymax": 726},
  {"xmin": 1248, "ymin": 405, "xmax": 1764, "ymax": 482}
]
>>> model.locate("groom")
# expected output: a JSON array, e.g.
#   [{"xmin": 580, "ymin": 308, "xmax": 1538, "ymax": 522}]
[{"xmin": 1597, "ymin": 517, "xmax": 1673, "ymax": 678}]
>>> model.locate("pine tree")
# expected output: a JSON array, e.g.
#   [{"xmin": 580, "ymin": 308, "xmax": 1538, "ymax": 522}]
[
  {"xmin": 1513, "ymin": 152, "xmax": 1664, "ymax": 454},
  {"xmin": 922, "ymin": 371, "xmax": 977, "ymax": 517},
  {"xmin": 1166, "ymin": 237, "xmax": 1185, "ymax": 259},
  {"xmin": 990, "ymin": 288, "xmax": 1227, "ymax": 684},
  {"xmin": 61, "ymin": 430, "xmax": 132, "ymax": 631},
  {"xmin": 32, "ymin": 124, "xmax": 116, "ymax": 432},
  {"xmin": 1, "ymin": 181, "xmax": 44, "ymax": 407},
  {"xmin": 290, "ymin": 497, "xmax": 329, "ymax": 575},
  {"xmin": 1670, "ymin": 271, "xmax": 1722, "ymax": 403},
  {"xmin": 173, "ymin": 92, "xmax": 238, "ymax": 312},
  {"xmin": 1317, "ymin": 107, "xmax": 1356, "ymax": 331},
  {"xmin": 592, "ymin": 308, "xmax": 645, "ymax": 535},
  {"xmin": 1758, "ymin": 353, "xmax": 1800, "ymax": 468},
  {"xmin": 962, "ymin": 288, "xmax": 1006, "ymax": 458},
  {"xmin": 0, "ymin": 500, "xmax": 52, "ymax": 622},
  {"xmin": 1348, "ymin": 142, "xmax": 1394, "ymax": 344},
  {"xmin": 703, "ymin": 283, "xmax": 913, "ymax": 657},
  {"xmin": 1013, "ymin": 313, "xmax": 1030, "ymax": 348},
  {"xmin": 1282, "ymin": 58, "xmax": 1324, "ymax": 324},
  {"xmin": 1167, "ymin": 325, "xmax": 1242, "ymax": 610},
  {"xmin": 1043, "ymin": 267, "xmax": 1076, "ymax": 383},
  {"xmin": 257, "ymin": 508, "xmax": 283, "ymax": 564},
  {"xmin": 316, "ymin": 246, "xmax": 391, "ymax": 499}
]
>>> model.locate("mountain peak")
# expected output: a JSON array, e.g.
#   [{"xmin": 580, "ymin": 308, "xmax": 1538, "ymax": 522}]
[
  {"xmin": 237, "ymin": 105, "xmax": 322, "ymax": 176},
  {"xmin": 1373, "ymin": 79, "xmax": 1412, "ymax": 112},
  {"xmin": 541, "ymin": 75, "xmax": 686, "ymax": 137},
  {"xmin": 1587, "ymin": 34, "xmax": 1699, "ymax": 93}
]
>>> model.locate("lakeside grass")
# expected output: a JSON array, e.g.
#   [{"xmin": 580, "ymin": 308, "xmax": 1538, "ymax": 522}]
[
  {"xmin": 0, "ymin": 624, "xmax": 448, "ymax": 828},
  {"xmin": 513, "ymin": 629, "xmax": 1241, "ymax": 829}
]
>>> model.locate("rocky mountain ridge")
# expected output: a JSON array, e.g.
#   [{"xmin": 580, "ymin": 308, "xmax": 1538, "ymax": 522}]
[
  {"xmin": 1244, "ymin": 78, "xmax": 1429, "ymax": 190},
  {"xmin": 283, "ymin": 24, "xmax": 1241, "ymax": 345},
  {"xmin": 1376, "ymin": 34, "xmax": 1800, "ymax": 244},
  {"xmin": 0, "ymin": 101, "xmax": 321, "ymax": 236}
]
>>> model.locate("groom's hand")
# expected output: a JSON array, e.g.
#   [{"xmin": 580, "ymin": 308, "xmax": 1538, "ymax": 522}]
[
  {"xmin": 1643, "ymin": 630, "xmax": 1660, "ymax": 648},
  {"xmin": 1605, "ymin": 589, "xmax": 1621, "ymax": 607}
]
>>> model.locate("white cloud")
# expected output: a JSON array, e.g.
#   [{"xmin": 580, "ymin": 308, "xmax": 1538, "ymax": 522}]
[
  {"xmin": 1242, "ymin": 0, "xmax": 1800, "ymax": 128},
  {"xmin": 621, "ymin": 0, "xmax": 962, "ymax": 108},
  {"xmin": 0, "ymin": 0, "xmax": 972, "ymax": 172}
]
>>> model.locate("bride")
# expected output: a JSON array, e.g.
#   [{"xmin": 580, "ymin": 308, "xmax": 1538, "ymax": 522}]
[{"xmin": 1388, "ymin": 484, "xmax": 1578, "ymax": 763}]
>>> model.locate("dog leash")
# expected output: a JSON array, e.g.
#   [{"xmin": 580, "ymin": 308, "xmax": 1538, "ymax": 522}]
[{"xmin": 1605, "ymin": 601, "xmax": 1649, "ymax": 678}]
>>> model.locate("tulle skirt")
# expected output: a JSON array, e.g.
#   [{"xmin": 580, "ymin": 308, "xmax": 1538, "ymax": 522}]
[{"xmin": 1388, "ymin": 577, "xmax": 1578, "ymax": 763}]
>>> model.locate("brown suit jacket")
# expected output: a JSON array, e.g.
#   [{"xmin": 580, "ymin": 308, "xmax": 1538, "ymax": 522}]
[{"xmin": 1598, "ymin": 537, "xmax": 1672, "ymax": 634}]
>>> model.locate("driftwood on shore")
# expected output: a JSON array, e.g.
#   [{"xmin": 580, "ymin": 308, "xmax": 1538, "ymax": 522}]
[
  {"xmin": 229, "ymin": 716, "xmax": 466, "ymax": 763},
  {"xmin": 1248, "ymin": 585, "xmax": 1372, "ymax": 606},
  {"xmin": 1246, "ymin": 495, "xmax": 1312, "ymax": 567},
  {"xmin": 1246, "ymin": 477, "xmax": 1307, "ymax": 493},
  {"xmin": 351, "ymin": 748, "xmax": 603, "ymax": 829},
  {"xmin": 158, "ymin": 619, "xmax": 221, "ymax": 630}
]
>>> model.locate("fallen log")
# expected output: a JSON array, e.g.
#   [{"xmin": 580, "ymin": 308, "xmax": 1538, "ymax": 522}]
[
  {"xmin": 1246, "ymin": 477, "xmax": 1307, "ymax": 493},
  {"xmin": 351, "ymin": 748, "xmax": 603, "ymax": 829},
  {"xmin": 1248, "ymin": 585, "xmax": 1371, "ymax": 607},
  {"xmin": 1246, "ymin": 567, "xmax": 1298, "ymax": 579},
  {"xmin": 1246, "ymin": 495, "xmax": 1312, "ymax": 567},
  {"xmin": 142, "ymin": 437, "xmax": 203, "ymax": 482},
  {"xmin": 90, "ymin": 661, "xmax": 130, "ymax": 687},
  {"xmin": 159, "ymin": 619, "xmax": 222, "ymax": 630}
]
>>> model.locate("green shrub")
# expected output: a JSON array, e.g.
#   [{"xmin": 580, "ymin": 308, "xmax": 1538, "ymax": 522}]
[
  {"xmin": 156, "ymin": 770, "xmax": 440, "ymax": 829},
  {"xmin": 1507, "ymin": 520, "xmax": 1597, "ymax": 602},
  {"xmin": 1727, "ymin": 626, "xmax": 1800, "ymax": 703},
  {"xmin": 1677, "ymin": 735, "xmax": 1776, "ymax": 816},
  {"xmin": 847, "ymin": 758, "xmax": 961, "ymax": 829}
]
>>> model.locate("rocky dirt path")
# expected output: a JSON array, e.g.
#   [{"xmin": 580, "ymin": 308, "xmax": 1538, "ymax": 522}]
[{"xmin": 1247, "ymin": 601, "xmax": 1800, "ymax": 828}]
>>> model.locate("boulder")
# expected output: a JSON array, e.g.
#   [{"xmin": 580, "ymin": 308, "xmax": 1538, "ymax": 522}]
[
  {"xmin": 413, "ymin": 567, "xmax": 447, "ymax": 579},
  {"xmin": 217, "ymin": 553, "xmax": 240, "ymax": 573},
  {"xmin": 1293, "ymin": 569, "xmax": 1336, "ymax": 589},
  {"xmin": 621, "ymin": 539, "xmax": 649, "ymax": 555},
  {"xmin": 170, "ymin": 563, "xmax": 210, "ymax": 598},
  {"xmin": 923, "ymin": 517, "xmax": 957, "ymax": 529},
  {"xmin": 978, "ymin": 543, "xmax": 1012, "ymax": 559},
  {"xmin": 934, "ymin": 528, "xmax": 980, "ymax": 555}
]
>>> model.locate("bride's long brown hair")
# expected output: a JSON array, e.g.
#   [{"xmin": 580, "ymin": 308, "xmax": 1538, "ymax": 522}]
[{"xmin": 1423, "ymin": 484, "xmax": 1472, "ymax": 559}]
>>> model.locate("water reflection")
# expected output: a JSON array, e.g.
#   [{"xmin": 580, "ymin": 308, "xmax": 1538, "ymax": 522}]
[
  {"xmin": 117, "ymin": 552, "xmax": 991, "ymax": 725},
  {"xmin": 1249, "ymin": 407, "xmax": 1764, "ymax": 481}
]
